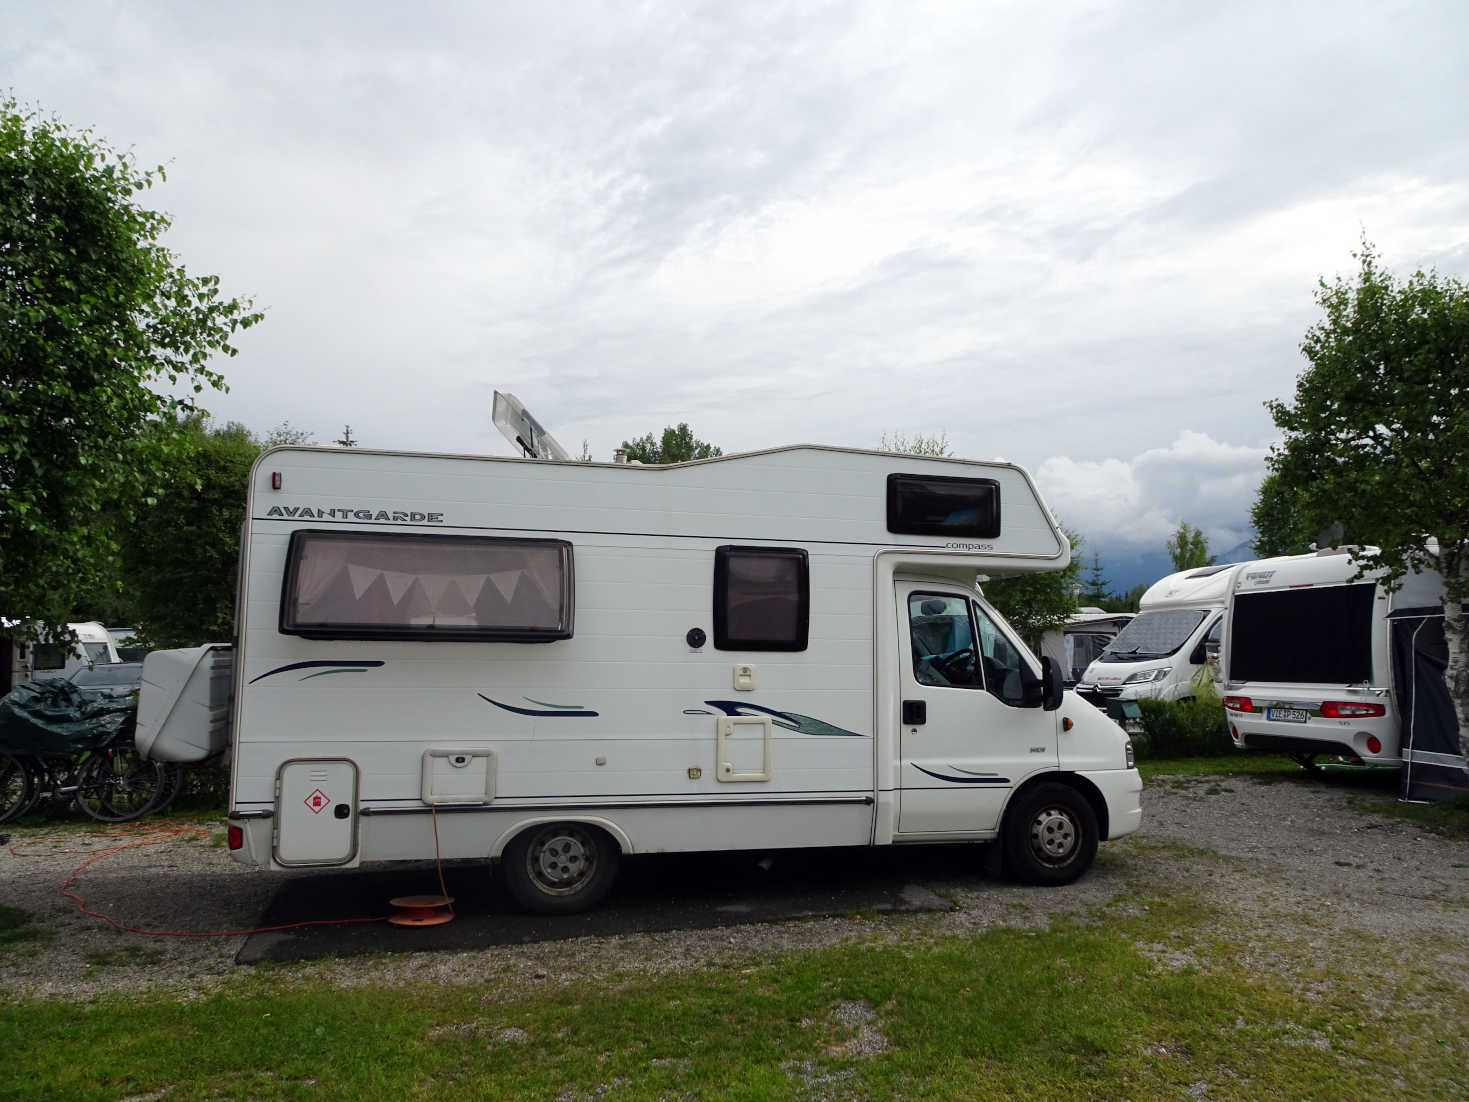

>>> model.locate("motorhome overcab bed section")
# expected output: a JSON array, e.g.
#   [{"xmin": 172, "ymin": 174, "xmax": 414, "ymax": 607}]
[{"xmin": 221, "ymin": 445, "xmax": 1141, "ymax": 912}]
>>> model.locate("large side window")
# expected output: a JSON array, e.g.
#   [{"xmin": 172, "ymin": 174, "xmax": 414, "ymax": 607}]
[
  {"xmin": 908, "ymin": 594, "xmax": 980, "ymax": 687},
  {"xmin": 887, "ymin": 474, "xmax": 1000, "ymax": 538},
  {"xmin": 280, "ymin": 530, "xmax": 573, "ymax": 642},
  {"xmin": 713, "ymin": 546, "xmax": 809, "ymax": 651}
]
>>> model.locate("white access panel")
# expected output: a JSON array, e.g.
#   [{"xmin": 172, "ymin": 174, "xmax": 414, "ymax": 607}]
[
  {"xmin": 421, "ymin": 746, "xmax": 497, "ymax": 805},
  {"xmin": 717, "ymin": 715, "xmax": 773, "ymax": 782},
  {"xmin": 274, "ymin": 758, "xmax": 359, "ymax": 866}
]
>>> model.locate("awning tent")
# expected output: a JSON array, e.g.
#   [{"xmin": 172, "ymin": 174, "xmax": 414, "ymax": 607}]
[{"xmin": 1391, "ymin": 603, "xmax": 1468, "ymax": 802}]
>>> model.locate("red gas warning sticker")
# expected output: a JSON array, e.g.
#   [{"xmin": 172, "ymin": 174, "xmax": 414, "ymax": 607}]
[{"xmin": 304, "ymin": 788, "xmax": 330, "ymax": 814}]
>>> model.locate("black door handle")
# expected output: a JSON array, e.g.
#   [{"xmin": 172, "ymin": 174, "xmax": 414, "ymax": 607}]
[{"xmin": 902, "ymin": 699, "xmax": 927, "ymax": 725}]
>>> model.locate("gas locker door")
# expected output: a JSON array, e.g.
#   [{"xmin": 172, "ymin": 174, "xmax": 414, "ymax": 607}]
[{"xmin": 274, "ymin": 759, "xmax": 360, "ymax": 867}]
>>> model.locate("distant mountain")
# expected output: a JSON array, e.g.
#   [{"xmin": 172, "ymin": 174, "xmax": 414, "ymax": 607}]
[{"xmin": 1089, "ymin": 535, "xmax": 1258, "ymax": 598}]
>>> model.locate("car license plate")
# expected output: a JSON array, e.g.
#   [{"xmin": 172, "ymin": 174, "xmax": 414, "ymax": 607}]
[{"xmin": 1266, "ymin": 707, "xmax": 1310, "ymax": 723}]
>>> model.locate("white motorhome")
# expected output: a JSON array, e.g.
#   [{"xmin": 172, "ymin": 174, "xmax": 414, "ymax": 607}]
[
  {"xmin": 1220, "ymin": 548, "xmax": 1450, "ymax": 770},
  {"xmin": 142, "ymin": 444, "xmax": 1141, "ymax": 913},
  {"xmin": 1076, "ymin": 564, "xmax": 1243, "ymax": 706},
  {"xmin": 1, "ymin": 621, "xmax": 120, "ymax": 693}
]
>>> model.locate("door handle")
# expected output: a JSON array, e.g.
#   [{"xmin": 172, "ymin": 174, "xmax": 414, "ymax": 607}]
[{"xmin": 902, "ymin": 700, "xmax": 926, "ymax": 725}]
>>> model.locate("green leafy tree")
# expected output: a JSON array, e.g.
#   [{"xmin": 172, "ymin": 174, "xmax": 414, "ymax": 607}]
[
  {"xmin": 0, "ymin": 99, "xmax": 260, "ymax": 642},
  {"xmin": 879, "ymin": 431, "xmax": 1079, "ymax": 648},
  {"xmin": 1165, "ymin": 522, "xmax": 1215, "ymax": 572},
  {"xmin": 1249, "ymin": 471, "xmax": 1315, "ymax": 557},
  {"xmin": 620, "ymin": 424, "xmax": 723, "ymax": 464},
  {"xmin": 121, "ymin": 419, "xmax": 311, "ymax": 649},
  {"xmin": 1265, "ymin": 239, "xmax": 1469, "ymax": 760},
  {"xmin": 982, "ymin": 528, "xmax": 1084, "ymax": 650}
]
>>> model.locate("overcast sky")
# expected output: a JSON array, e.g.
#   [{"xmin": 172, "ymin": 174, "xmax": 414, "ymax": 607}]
[{"xmin": 6, "ymin": 1, "xmax": 1468, "ymax": 571}]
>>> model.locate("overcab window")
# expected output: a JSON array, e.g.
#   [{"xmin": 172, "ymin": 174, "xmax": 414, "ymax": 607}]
[
  {"xmin": 713, "ymin": 546, "xmax": 809, "ymax": 651},
  {"xmin": 887, "ymin": 474, "xmax": 1000, "ymax": 539},
  {"xmin": 281, "ymin": 530, "xmax": 573, "ymax": 642}
]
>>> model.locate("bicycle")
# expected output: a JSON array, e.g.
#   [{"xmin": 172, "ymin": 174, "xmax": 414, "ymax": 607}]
[{"xmin": 1, "ymin": 741, "xmax": 171, "ymax": 823}]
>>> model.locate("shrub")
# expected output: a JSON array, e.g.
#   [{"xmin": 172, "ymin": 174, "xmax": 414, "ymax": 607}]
[{"xmin": 1133, "ymin": 685, "xmax": 1231, "ymax": 759}]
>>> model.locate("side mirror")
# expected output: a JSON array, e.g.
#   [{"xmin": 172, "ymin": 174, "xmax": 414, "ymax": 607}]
[{"xmin": 1040, "ymin": 655, "xmax": 1064, "ymax": 711}]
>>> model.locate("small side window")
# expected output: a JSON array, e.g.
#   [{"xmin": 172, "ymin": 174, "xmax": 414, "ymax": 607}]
[
  {"xmin": 713, "ymin": 546, "xmax": 809, "ymax": 651},
  {"xmin": 887, "ymin": 474, "xmax": 1000, "ymax": 538}
]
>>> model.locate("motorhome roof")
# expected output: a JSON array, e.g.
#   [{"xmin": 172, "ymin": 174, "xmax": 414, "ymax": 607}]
[
  {"xmin": 1234, "ymin": 547, "xmax": 1445, "ymax": 611},
  {"xmin": 1139, "ymin": 563, "xmax": 1249, "ymax": 610}
]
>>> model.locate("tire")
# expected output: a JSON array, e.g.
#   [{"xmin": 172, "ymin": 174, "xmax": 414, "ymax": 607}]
[
  {"xmin": 144, "ymin": 762, "xmax": 185, "ymax": 816},
  {"xmin": 75, "ymin": 747, "xmax": 165, "ymax": 823},
  {"xmin": 0, "ymin": 752, "xmax": 30, "ymax": 823},
  {"xmin": 501, "ymin": 821, "xmax": 620, "ymax": 914},
  {"xmin": 1002, "ymin": 782, "xmax": 1099, "ymax": 887}
]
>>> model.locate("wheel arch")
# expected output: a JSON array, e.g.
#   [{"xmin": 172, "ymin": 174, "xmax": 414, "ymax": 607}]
[
  {"xmin": 488, "ymin": 815, "xmax": 632, "ymax": 860},
  {"xmin": 1004, "ymin": 771, "xmax": 1110, "ymax": 840}
]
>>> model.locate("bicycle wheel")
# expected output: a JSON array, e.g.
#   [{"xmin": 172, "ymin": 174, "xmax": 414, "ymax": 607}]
[
  {"xmin": 0, "ymin": 751, "xmax": 30, "ymax": 823},
  {"xmin": 75, "ymin": 747, "xmax": 165, "ymax": 823},
  {"xmin": 145, "ymin": 761, "xmax": 185, "ymax": 816}
]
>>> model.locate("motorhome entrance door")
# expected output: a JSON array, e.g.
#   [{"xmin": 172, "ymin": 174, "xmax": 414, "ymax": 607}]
[
  {"xmin": 274, "ymin": 758, "xmax": 359, "ymax": 866},
  {"xmin": 896, "ymin": 583, "xmax": 1059, "ymax": 834}
]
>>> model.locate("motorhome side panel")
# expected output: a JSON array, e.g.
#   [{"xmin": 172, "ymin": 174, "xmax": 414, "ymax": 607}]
[{"xmin": 233, "ymin": 531, "xmax": 881, "ymax": 864}]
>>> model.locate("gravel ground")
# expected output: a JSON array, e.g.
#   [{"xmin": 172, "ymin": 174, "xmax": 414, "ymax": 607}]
[{"xmin": 3, "ymin": 770, "xmax": 1467, "ymax": 1002}]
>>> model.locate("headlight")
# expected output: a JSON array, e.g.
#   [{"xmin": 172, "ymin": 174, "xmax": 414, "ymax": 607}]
[{"xmin": 1123, "ymin": 667, "xmax": 1171, "ymax": 685}]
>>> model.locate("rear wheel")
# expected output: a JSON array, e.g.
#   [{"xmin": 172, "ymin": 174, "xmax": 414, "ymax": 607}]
[
  {"xmin": 501, "ymin": 822, "xmax": 620, "ymax": 914},
  {"xmin": 76, "ymin": 747, "xmax": 165, "ymax": 823},
  {"xmin": 1003, "ymin": 782, "xmax": 1099, "ymax": 886}
]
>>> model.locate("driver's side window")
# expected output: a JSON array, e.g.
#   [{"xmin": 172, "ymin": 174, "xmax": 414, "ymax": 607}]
[{"xmin": 908, "ymin": 594, "xmax": 980, "ymax": 688}]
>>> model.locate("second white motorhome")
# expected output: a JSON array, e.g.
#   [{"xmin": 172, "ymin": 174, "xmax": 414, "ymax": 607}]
[
  {"xmin": 142, "ymin": 444, "xmax": 1142, "ymax": 913},
  {"xmin": 1, "ymin": 621, "xmax": 120, "ymax": 694},
  {"xmin": 1076, "ymin": 565, "xmax": 1243, "ymax": 706},
  {"xmin": 1220, "ymin": 548, "xmax": 1451, "ymax": 771}
]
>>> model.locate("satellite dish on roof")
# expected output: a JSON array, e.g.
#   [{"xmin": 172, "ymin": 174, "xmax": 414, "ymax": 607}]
[{"xmin": 492, "ymin": 391, "xmax": 570, "ymax": 461}]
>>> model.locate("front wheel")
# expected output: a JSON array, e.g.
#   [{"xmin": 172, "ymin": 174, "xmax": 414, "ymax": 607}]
[
  {"xmin": 1002, "ymin": 782, "xmax": 1099, "ymax": 886},
  {"xmin": 501, "ymin": 822, "xmax": 620, "ymax": 914}
]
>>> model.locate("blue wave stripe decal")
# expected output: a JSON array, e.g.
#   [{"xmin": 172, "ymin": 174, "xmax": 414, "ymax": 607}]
[
  {"xmin": 703, "ymin": 700, "xmax": 863, "ymax": 737},
  {"xmin": 911, "ymin": 763, "xmax": 1012, "ymax": 785},
  {"xmin": 479, "ymin": 694, "xmax": 599, "ymax": 718},
  {"xmin": 250, "ymin": 660, "xmax": 385, "ymax": 684}
]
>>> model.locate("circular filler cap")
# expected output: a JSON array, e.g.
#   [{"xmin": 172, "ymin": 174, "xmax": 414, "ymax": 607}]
[{"xmin": 686, "ymin": 627, "xmax": 707, "ymax": 648}]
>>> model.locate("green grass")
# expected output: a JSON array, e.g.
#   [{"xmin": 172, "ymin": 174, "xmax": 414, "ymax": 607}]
[
  {"xmin": 1344, "ymin": 790, "xmax": 1469, "ymax": 839},
  {"xmin": 1138, "ymin": 753, "xmax": 1303, "ymax": 780},
  {"xmin": 3, "ymin": 893, "xmax": 1466, "ymax": 1101}
]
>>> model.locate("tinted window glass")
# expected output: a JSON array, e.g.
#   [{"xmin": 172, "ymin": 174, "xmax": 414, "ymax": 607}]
[
  {"xmin": 887, "ymin": 474, "xmax": 1000, "ymax": 538},
  {"xmin": 1099, "ymin": 609, "xmax": 1208, "ymax": 661},
  {"xmin": 973, "ymin": 603, "xmax": 1027, "ymax": 707},
  {"xmin": 1230, "ymin": 584, "xmax": 1374, "ymax": 683},
  {"xmin": 281, "ymin": 530, "xmax": 573, "ymax": 642},
  {"xmin": 714, "ymin": 547, "xmax": 809, "ymax": 651},
  {"xmin": 83, "ymin": 643, "xmax": 113, "ymax": 663},
  {"xmin": 908, "ymin": 594, "xmax": 978, "ymax": 687},
  {"xmin": 33, "ymin": 644, "xmax": 66, "ymax": 671}
]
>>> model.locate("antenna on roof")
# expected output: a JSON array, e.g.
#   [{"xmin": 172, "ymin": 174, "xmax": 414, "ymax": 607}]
[{"xmin": 492, "ymin": 391, "xmax": 570, "ymax": 461}]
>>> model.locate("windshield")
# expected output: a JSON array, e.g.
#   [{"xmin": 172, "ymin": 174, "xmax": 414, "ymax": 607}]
[{"xmin": 1097, "ymin": 609, "xmax": 1208, "ymax": 662}]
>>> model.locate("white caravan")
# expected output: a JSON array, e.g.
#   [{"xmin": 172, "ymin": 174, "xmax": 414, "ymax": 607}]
[
  {"xmin": 1220, "ymin": 548, "xmax": 1448, "ymax": 768},
  {"xmin": 1076, "ymin": 565, "xmax": 1242, "ymax": 705},
  {"xmin": 1, "ymin": 621, "xmax": 120, "ymax": 693},
  {"xmin": 147, "ymin": 445, "xmax": 1141, "ymax": 913}
]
